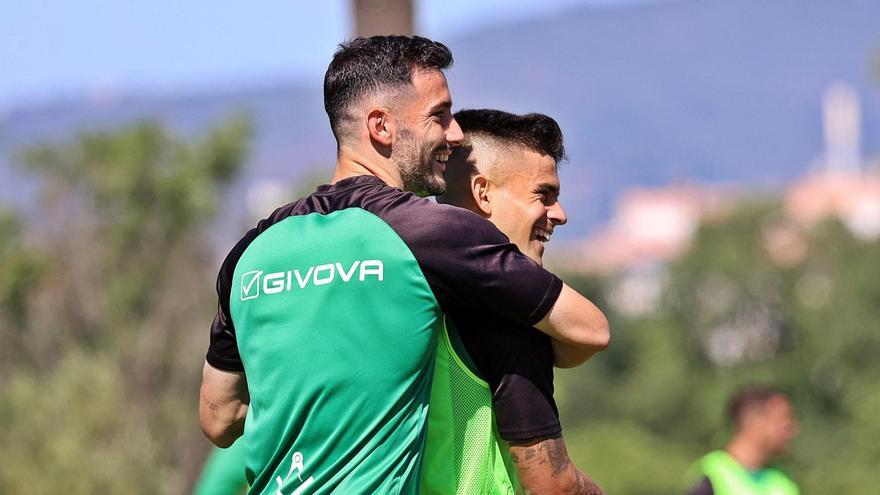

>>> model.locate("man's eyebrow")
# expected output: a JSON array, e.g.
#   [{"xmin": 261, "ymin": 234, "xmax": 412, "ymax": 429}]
[
  {"xmin": 536, "ymin": 183, "xmax": 560, "ymax": 194},
  {"xmin": 429, "ymin": 100, "xmax": 452, "ymax": 113}
]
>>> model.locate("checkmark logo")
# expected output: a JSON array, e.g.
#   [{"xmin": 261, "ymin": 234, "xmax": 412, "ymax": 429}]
[{"xmin": 241, "ymin": 270, "xmax": 263, "ymax": 301}]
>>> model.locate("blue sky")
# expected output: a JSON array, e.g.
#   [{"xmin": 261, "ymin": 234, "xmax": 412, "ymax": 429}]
[{"xmin": 1, "ymin": 0, "xmax": 648, "ymax": 108}]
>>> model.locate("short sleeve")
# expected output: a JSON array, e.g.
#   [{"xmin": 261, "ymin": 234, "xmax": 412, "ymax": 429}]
[
  {"xmin": 205, "ymin": 227, "xmax": 262, "ymax": 372},
  {"xmin": 491, "ymin": 337, "xmax": 561, "ymax": 441},
  {"xmin": 206, "ymin": 310, "xmax": 243, "ymax": 371},
  {"xmin": 452, "ymin": 310, "xmax": 561, "ymax": 441}
]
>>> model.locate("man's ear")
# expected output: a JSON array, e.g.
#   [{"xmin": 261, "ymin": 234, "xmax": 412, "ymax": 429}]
[
  {"xmin": 367, "ymin": 108, "xmax": 393, "ymax": 147},
  {"xmin": 471, "ymin": 174, "xmax": 492, "ymax": 216}
]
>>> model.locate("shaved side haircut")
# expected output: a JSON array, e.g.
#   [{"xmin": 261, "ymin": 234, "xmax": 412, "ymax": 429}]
[
  {"xmin": 441, "ymin": 109, "xmax": 566, "ymax": 205},
  {"xmin": 323, "ymin": 36, "xmax": 453, "ymax": 143},
  {"xmin": 453, "ymin": 109, "xmax": 566, "ymax": 163}
]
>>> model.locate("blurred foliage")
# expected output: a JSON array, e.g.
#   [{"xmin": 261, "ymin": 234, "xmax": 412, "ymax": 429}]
[
  {"xmin": 0, "ymin": 116, "xmax": 251, "ymax": 494},
  {"xmin": 291, "ymin": 166, "xmax": 333, "ymax": 201},
  {"xmin": 557, "ymin": 202, "xmax": 880, "ymax": 494}
]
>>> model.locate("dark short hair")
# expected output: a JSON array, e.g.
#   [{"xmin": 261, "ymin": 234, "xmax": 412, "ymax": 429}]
[
  {"xmin": 453, "ymin": 109, "xmax": 566, "ymax": 163},
  {"xmin": 728, "ymin": 387, "xmax": 786, "ymax": 427},
  {"xmin": 324, "ymin": 35, "xmax": 453, "ymax": 140}
]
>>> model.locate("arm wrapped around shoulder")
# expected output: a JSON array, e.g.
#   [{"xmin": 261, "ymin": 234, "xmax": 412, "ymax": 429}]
[{"xmin": 538, "ymin": 283, "xmax": 611, "ymax": 368}]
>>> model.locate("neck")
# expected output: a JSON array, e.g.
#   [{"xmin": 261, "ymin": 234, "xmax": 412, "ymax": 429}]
[
  {"xmin": 332, "ymin": 147, "xmax": 401, "ymax": 189},
  {"xmin": 437, "ymin": 190, "xmax": 478, "ymax": 212},
  {"xmin": 725, "ymin": 434, "xmax": 768, "ymax": 470}
]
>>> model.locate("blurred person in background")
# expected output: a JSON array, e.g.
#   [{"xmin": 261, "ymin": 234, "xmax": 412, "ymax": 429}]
[
  {"xmin": 192, "ymin": 439, "xmax": 247, "ymax": 495},
  {"xmin": 423, "ymin": 108, "xmax": 605, "ymax": 495},
  {"xmin": 685, "ymin": 387, "xmax": 800, "ymax": 495},
  {"xmin": 199, "ymin": 35, "xmax": 609, "ymax": 494}
]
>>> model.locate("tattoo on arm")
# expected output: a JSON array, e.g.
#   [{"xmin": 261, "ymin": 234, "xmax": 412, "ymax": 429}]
[
  {"xmin": 543, "ymin": 436, "xmax": 571, "ymax": 475},
  {"xmin": 509, "ymin": 435, "xmax": 605, "ymax": 495},
  {"xmin": 571, "ymin": 470, "xmax": 604, "ymax": 495}
]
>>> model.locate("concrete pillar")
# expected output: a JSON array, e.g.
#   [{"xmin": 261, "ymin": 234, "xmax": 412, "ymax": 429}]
[{"xmin": 353, "ymin": 0, "xmax": 414, "ymax": 37}]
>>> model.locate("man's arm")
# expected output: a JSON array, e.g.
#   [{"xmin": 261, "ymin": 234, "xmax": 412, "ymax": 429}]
[
  {"xmin": 398, "ymin": 205, "xmax": 609, "ymax": 357},
  {"xmin": 199, "ymin": 360, "xmax": 249, "ymax": 448},
  {"xmin": 536, "ymin": 284, "xmax": 610, "ymax": 368},
  {"xmin": 509, "ymin": 434, "xmax": 604, "ymax": 495}
]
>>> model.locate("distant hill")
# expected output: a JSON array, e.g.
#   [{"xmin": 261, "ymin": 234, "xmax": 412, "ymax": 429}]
[{"xmin": 2, "ymin": 0, "xmax": 879, "ymax": 241}]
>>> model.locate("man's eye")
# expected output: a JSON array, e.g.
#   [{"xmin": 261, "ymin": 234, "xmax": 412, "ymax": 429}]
[{"xmin": 537, "ymin": 191, "xmax": 556, "ymax": 205}]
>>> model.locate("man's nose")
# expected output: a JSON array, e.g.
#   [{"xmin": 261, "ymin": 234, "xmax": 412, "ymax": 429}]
[
  {"xmin": 549, "ymin": 201, "xmax": 567, "ymax": 226},
  {"xmin": 446, "ymin": 117, "xmax": 464, "ymax": 147}
]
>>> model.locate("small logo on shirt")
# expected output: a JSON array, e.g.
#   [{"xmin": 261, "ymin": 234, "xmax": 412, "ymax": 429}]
[
  {"xmin": 276, "ymin": 451, "xmax": 315, "ymax": 495},
  {"xmin": 240, "ymin": 270, "xmax": 263, "ymax": 300},
  {"xmin": 240, "ymin": 260, "xmax": 384, "ymax": 301}
]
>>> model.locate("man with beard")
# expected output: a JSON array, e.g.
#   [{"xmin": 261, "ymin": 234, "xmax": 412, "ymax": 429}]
[
  {"xmin": 420, "ymin": 109, "xmax": 605, "ymax": 495},
  {"xmin": 199, "ymin": 36, "xmax": 609, "ymax": 494}
]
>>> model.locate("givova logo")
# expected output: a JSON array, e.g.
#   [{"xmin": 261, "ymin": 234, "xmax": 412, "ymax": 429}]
[{"xmin": 240, "ymin": 260, "xmax": 384, "ymax": 301}]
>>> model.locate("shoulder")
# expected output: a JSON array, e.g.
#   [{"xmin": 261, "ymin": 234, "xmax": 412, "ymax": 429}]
[
  {"xmin": 698, "ymin": 450, "xmax": 733, "ymax": 466},
  {"xmin": 683, "ymin": 454, "xmax": 719, "ymax": 495},
  {"xmin": 764, "ymin": 466, "xmax": 799, "ymax": 489},
  {"xmin": 316, "ymin": 176, "xmax": 510, "ymax": 246},
  {"xmin": 683, "ymin": 452, "xmax": 724, "ymax": 490},
  {"xmin": 374, "ymin": 193, "xmax": 507, "ymax": 244}
]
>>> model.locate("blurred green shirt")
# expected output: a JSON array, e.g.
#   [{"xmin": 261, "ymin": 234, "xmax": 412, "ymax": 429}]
[{"xmin": 193, "ymin": 439, "xmax": 247, "ymax": 495}]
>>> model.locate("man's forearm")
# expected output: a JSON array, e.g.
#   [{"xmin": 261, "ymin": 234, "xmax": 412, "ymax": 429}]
[
  {"xmin": 551, "ymin": 339, "xmax": 605, "ymax": 369},
  {"xmin": 546, "ymin": 286, "xmax": 611, "ymax": 369},
  {"xmin": 535, "ymin": 284, "xmax": 610, "ymax": 355},
  {"xmin": 566, "ymin": 469, "xmax": 604, "ymax": 495},
  {"xmin": 509, "ymin": 435, "xmax": 604, "ymax": 495},
  {"xmin": 200, "ymin": 397, "xmax": 247, "ymax": 447},
  {"xmin": 199, "ymin": 361, "xmax": 249, "ymax": 447}
]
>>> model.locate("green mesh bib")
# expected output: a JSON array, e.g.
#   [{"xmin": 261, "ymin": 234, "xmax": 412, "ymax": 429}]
[
  {"xmin": 420, "ymin": 318, "xmax": 519, "ymax": 494},
  {"xmin": 686, "ymin": 451, "xmax": 799, "ymax": 495}
]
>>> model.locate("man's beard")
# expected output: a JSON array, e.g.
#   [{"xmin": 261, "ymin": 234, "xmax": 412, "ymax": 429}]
[{"xmin": 393, "ymin": 125, "xmax": 447, "ymax": 197}]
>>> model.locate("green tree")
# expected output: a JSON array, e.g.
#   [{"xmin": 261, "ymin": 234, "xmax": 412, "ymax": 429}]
[
  {"xmin": 556, "ymin": 201, "xmax": 880, "ymax": 494},
  {"xmin": 0, "ymin": 116, "xmax": 251, "ymax": 494}
]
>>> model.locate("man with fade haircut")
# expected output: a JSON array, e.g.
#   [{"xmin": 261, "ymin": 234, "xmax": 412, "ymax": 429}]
[
  {"xmin": 685, "ymin": 387, "xmax": 800, "ymax": 495},
  {"xmin": 421, "ymin": 109, "xmax": 606, "ymax": 495},
  {"xmin": 199, "ymin": 36, "xmax": 609, "ymax": 495}
]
